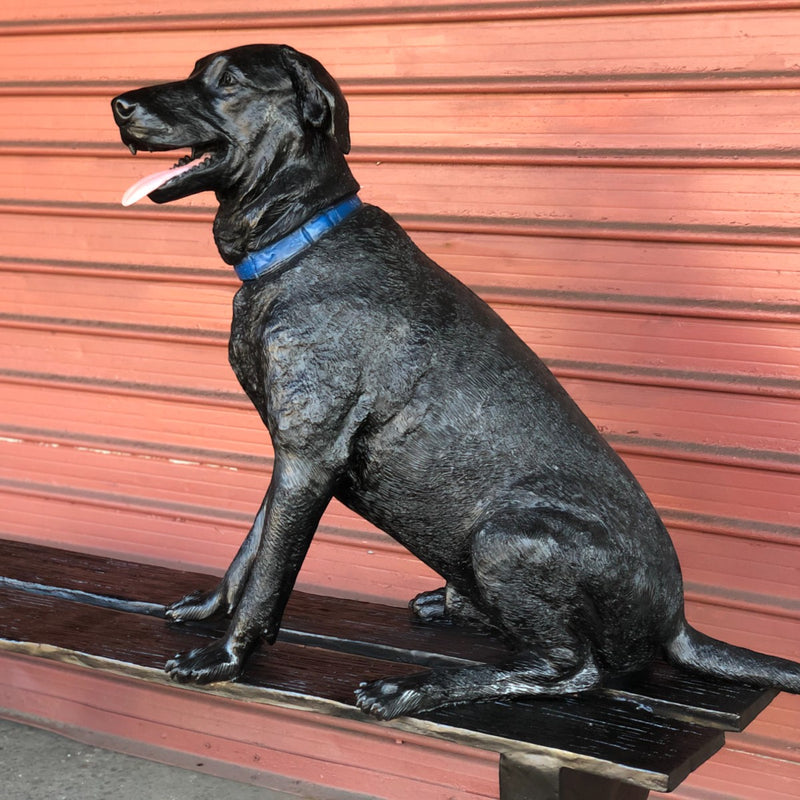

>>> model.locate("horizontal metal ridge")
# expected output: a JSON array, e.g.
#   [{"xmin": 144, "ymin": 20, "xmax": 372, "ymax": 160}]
[
  {"xmin": 731, "ymin": 732, "xmax": 800, "ymax": 765},
  {"xmin": 6, "ymin": 198, "xmax": 800, "ymax": 248},
  {"xmin": 3, "ymin": 2, "xmax": 799, "ymax": 36},
  {"xmin": 0, "ymin": 255, "xmax": 232, "ymax": 283},
  {"xmin": 0, "ymin": 198, "xmax": 209, "ymax": 223},
  {"xmin": 477, "ymin": 287, "xmax": 800, "ymax": 324},
  {"xmin": 0, "ymin": 475, "xmax": 252, "ymax": 527},
  {"xmin": 401, "ymin": 213, "xmax": 800, "ymax": 247},
  {"xmin": 0, "ymin": 311, "xmax": 228, "ymax": 344},
  {"xmin": 6, "ymin": 421, "xmax": 798, "ymax": 490},
  {"xmin": 684, "ymin": 581, "xmax": 800, "ymax": 621},
  {"xmin": 355, "ymin": 145, "xmax": 800, "ymax": 169},
  {"xmin": 549, "ymin": 359, "xmax": 800, "ymax": 400},
  {"xmin": 2, "ymin": 347, "xmax": 798, "ymax": 403},
  {"xmin": 1, "ymin": 258, "xmax": 796, "ymax": 323},
  {"xmin": 0, "ymin": 368, "xmax": 245, "ymax": 406},
  {"xmin": 347, "ymin": 70, "xmax": 800, "ymax": 95},
  {"xmin": 7, "ymin": 141, "xmax": 800, "ymax": 170},
  {"xmin": 662, "ymin": 509, "xmax": 800, "ymax": 546},
  {"xmin": 607, "ymin": 433, "xmax": 800, "ymax": 476},
  {"xmin": 0, "ymin": 423, "xmax": 271, "ymax": 473},
  {"xmin": 5, "ymin": 69, "xmax": 800, "ymax": 96}
]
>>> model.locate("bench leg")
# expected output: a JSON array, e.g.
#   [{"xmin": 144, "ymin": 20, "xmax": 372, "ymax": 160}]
[{"xmin": 499, "ymin": 754, "xmax": 649, "ymax": 800}]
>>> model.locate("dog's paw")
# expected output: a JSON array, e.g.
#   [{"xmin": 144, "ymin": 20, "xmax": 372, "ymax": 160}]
[
  {"xmin": 409, "ymin": 587, "xmax": 447, "ymax": 622},
  {"xmin": 355, "ymin": 677, "xmax": 428, "ymax": 720},
  {"xmin": 166, "ymin": 586, "xmax": 229, "ymax": 622},
  {"xmin": 165, "ymin": 640, "xmax": 242, "ymax": 685}
]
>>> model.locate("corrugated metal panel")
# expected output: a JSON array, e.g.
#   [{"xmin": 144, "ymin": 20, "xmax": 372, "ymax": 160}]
[{"xmin": 0, "ymin": 2, "xmax": 797, "ymax": 797}]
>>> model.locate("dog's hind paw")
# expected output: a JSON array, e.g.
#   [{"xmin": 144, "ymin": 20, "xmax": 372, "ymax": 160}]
[
  {"xmin": 409, "ymin": 587, "xmax": 447, "ymax": 622},
  {"xmin": 165, "ymin": 640, "xmax": 242, "ymax": 685},
  {"xmin": 355, "ymin": 677, "xmax": 429, "ymax": 720}
]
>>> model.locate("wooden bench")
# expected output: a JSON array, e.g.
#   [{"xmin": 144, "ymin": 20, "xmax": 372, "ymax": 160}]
[{"xmin": 0, "ymin": 539, "xmax": 779, "ymax": 799}]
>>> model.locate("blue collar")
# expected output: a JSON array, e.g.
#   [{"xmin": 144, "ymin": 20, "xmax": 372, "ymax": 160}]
[{"xmin": 234, "ymin": 195, "xmax": 362, "ymax": 281}]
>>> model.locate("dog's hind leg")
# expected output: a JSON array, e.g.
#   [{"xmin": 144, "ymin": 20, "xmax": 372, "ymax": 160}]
[
  {"xmin": 357, "ymin": 507, "xmax": 605, "ymax": 719},
  {"xmin": 410, "ymin": 583, "xmax": 496, "ymax": 631},
  {"xmin": 167, "ymin": 490, "xmax": 270, "ymax": 622},
  {"xmin": 356, "ymin": 644, "xmax": 600, "ymax": 720}
]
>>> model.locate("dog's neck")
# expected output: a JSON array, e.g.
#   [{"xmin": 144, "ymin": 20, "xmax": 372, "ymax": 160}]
[{"xmin": 212, "ymin": 147, "xmax": 360, "ymax": 266}]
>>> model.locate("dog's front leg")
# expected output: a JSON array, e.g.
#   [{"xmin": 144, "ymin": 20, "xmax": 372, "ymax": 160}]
[
  {"xmin": 165, "ymin": 455, "xmax": 334, "ymax": 684},
  {"xmin": 166, "ymin": 494, "xmax": 270, "ymax": 622}
]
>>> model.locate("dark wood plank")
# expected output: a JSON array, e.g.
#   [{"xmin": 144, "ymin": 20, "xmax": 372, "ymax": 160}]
[
  {"xmin": 0, "ymin": 584, "xmax": 422, "ymax": 705},
  {"xmin": 0, "ymin": 539, "xmax": 509, "ymax": 661},
  {"xmin": 0, "ymin": 539, "xmax": 774, "ymax": 729},
  {"xmin": 0, "ymin": 583, "xmax": 723, "ymax": 792},
  {"xmin": 604, "ymin": 662, "xmax": 777, "ymax": 732},
  {"xmin": 2, "ymin": 539, "xmax": 204, "ymax": 610}
]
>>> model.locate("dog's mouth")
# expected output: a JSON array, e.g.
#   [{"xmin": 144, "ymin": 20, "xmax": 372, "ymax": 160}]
[{"xmin": 121, "ymin": 145, "xmax": 224, "ymax": 207}]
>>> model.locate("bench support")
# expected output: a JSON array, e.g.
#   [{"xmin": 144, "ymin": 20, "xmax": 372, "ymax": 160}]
[{"xmin": 499, "ymin": 754, "xmax": 649, "ymax": 800}]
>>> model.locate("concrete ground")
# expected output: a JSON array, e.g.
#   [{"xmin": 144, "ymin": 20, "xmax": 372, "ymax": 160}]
[{"xmin": 0, "ymin": 717, "xmax": 370, "ymax": 800}]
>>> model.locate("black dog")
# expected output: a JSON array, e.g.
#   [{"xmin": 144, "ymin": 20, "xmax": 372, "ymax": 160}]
[{"xmin": 112, "ymin": 44, "xmax": 800, "ymax": 719}]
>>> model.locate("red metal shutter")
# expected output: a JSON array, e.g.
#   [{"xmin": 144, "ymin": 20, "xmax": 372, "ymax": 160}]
[{"xmin": 0, "ymin": 2, "xmax": 797, "ymax": 797}]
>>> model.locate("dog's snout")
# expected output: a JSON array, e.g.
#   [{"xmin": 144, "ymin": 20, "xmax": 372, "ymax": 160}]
[{"xmin": 112, "ymin": 95, "xmax": 138, "ymax": 125}]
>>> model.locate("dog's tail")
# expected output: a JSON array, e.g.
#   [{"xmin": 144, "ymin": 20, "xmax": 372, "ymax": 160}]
[{"xmin": 664, "ymin": 617, "xmax": 800, "ymax": 693}]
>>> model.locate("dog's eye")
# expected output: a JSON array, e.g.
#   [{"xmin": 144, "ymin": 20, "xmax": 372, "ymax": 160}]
[{"xmin": 219, "ymin": 71, "xmax": 237, "ymax": 88}]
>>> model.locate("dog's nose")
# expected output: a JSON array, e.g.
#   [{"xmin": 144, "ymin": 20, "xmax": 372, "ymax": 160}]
[{"xmin": 112, "ymin": 95, "xmax": 138, "ymax": 125}]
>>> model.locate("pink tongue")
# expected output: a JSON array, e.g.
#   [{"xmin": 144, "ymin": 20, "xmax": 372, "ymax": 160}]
[{"xmin": 121, "ymin": 157, "xmax": 201, "ymax": 207}]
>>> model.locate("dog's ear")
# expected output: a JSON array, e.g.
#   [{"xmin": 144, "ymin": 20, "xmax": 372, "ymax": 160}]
[{"xmin": 279, "ymin": 46, "xmax": 351, "ymax": 154}]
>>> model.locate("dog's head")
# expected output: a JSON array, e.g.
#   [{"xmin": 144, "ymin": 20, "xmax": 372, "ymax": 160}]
[{"xmin": 111, "ymin": 44, "xmax": 352, "ymax": 207}]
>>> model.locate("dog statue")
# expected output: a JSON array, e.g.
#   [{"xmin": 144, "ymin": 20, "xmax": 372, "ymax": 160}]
[{"xmin": 112, "ymin": 44, "xmax": 800, "ymax": 720}]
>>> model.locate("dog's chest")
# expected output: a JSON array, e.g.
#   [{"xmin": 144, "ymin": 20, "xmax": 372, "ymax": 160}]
[
  {"xmin": 228, "ymin": 283, "xmax": 281, "ymax": 420},
  {"xmin": 227, "ymin": 277, "xmax": 371, "ymax": 441}
]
